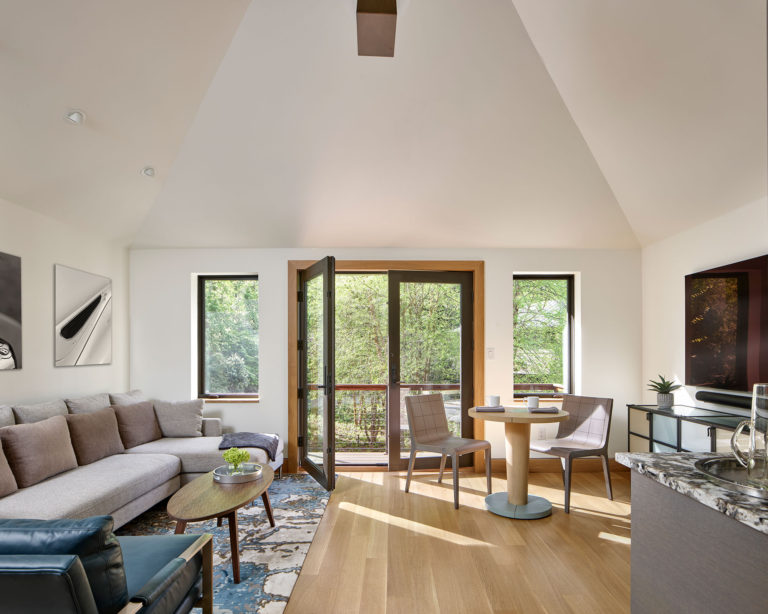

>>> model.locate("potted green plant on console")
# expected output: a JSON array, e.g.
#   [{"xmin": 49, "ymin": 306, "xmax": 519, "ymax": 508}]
[{"xmin": 648, "ymin": 375, "xmax": 681, "ymax": 410}]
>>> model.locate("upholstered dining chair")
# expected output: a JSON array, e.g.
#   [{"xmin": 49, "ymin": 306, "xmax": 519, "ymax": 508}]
[
  {"xmin": 529, "ymin": 394, "xmax": 613, "ymax": 513},
  {"xmin": 404, "ymin": 393, "xmax": 492, "ymax": 509}
]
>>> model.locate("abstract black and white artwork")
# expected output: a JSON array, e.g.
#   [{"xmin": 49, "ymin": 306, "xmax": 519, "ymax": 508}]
[
  {"xmin": 54, "ymin": 264, "xmax": 112, "ymax": 367},
  {"xmin": 0, "ymin": 251, "xmax": 22, "ymax": 370}
]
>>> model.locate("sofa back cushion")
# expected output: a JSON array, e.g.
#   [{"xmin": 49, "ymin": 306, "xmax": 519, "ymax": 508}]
[
  {"xmin": 0, "ymin": 415, "xmax": 78, "ymax": 488},
  {"xmin": 65, "ymin": 408, "xmax": 125, "ymax": 465},
  {"xmin": 0, "ymin": 440, "xmax": 18, "ymax": 497},
  {"xmin": 0, "ymin": 516, "xmax": 129, "ymax": 614},
  {"xmin": 152, "ymin": 399, "xmax": 203, "ymax": 438},
  {"xmin": 108, "ymin": 390, "xmax": 147, "ymax": 407},
  {"xmin": 112, "ymin": 401, "xmax": 162, "ymax": 449},
  {"xmin": 0, "ymin": 406, "xmax": 13, "ymax": 428},
  {"xmin": 65, "ymin": 393, "xmax": 111, "ymax": 415},
  {"xmin": 11, "ymin": 399, "xmax": 68, "ymax": 424}
]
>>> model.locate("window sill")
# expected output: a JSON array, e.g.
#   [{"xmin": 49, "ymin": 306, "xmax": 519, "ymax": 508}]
[{"xmin": 200, "ymin": 398, "xmax": 260, "ymax": 404}]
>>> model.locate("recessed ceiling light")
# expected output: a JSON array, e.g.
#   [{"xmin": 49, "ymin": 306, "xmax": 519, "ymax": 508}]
[
  {"xmin": 64, "ymin": 109, "xmax": 86, "ymax": 125},
  {"xmin": 140, "ymin": 166, "xmax": 156, "ymax": 178}
]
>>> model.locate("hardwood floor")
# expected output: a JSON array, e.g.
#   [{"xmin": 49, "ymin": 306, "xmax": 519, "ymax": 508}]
[{"xmin": 286, "ymin": 469, "xmax": 631, "ymax": 614}]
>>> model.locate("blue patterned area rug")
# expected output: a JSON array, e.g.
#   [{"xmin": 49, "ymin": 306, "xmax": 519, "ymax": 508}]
[{"xmin": 117, "ymin": 475, "xmax": 329, "ymax": 614}]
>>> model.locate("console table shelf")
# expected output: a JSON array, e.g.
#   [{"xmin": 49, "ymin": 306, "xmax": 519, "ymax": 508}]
[{"xmin": 627, "ymin": 404, "xmax": 744, "ymax": 454}]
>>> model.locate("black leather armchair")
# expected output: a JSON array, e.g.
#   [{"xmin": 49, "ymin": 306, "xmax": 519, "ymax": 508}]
[{"xmin": 0, "ymin": 516, "xmax": 213, "ymax": 614}]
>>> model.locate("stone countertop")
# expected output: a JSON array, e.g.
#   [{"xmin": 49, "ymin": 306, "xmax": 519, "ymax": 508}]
[{"xmin": 616, "ymin": 452, "xmax": 768, "ymax": 535}]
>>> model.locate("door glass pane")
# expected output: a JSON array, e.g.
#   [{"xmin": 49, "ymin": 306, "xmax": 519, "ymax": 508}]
[
  {"xmin": 335, "ymin": 274, "xmax": 388, "ymax": 464},
  {"xmin": 305, "ymin": 274, "xmax": 324, "ymax": 469},
  {"xmin": 399, "ymin": 282, "xmax": 462, "ymax": 458}
]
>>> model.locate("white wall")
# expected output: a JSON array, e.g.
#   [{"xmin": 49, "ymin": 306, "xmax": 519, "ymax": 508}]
[
  {"xmin": 642, "ymin": 197, "xmax": 768, "ymax": 412},
  {"xmin": 130, "ymin": 247, "xmax": 641, "ymax": 458},
  {"xmin": 0, "ymin": 197, "xmax": 129, "ymax": 404}
]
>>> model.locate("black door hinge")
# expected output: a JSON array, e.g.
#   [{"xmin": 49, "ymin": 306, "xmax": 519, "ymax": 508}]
[
  {"xmin": 298, "ymin": 436, "xmax": 304, "ymax": 447},
  {"xmin": 297, "ymin": 339, "xmax": 303, "ymax": 351},
  {"xmin": 298, "ymin": 387, "xmax": 303, "ymax": 399},
  {"xmin": 297, "ymin": 290, "xmax": 304, "ymax": 302}
]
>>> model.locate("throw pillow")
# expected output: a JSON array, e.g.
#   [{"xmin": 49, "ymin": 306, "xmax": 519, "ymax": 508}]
[
  {"xmin": 0, "ymin": 439, "xmax": 18, "ymax": 497},
  {"xmin": 112, "ymin": 401, "xmax": 162, "ymax": 449},
  {"xmin": 65, "ymin": 407, "xmax": 124, "ymax": 465},
  {"xmin": 11, "ymin": 399, "xmax": 68, "ymax": 424},
  {"xmin": 0, "ymin": 415, "xmax": 78, "ymax": 488},
  {"xmin": 0, "ymin": 405, "xmax": 14, "ymax": 428},
  {"xmin": 108, "ymin": 389, "xmax": 147, "ymax": 406},
  {"xmin": 65, "ymin": 393, "xmax": 111, "ymax": 414},
  {"xmin": 153, "ymin": 399, "xmax": 203, "ymax": 438}
]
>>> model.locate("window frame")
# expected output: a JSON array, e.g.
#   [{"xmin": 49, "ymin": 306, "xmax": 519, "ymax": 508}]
[
  {"xmin": 512, "ymin": 274, "xmax": 575, "ymax": 399},
  {"xmin": 197, "ymin": 274, "xmax": 260, "ymax": 401}
]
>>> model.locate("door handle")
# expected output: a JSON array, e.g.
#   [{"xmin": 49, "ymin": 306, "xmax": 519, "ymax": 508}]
[
  {"xmin": 318, "ymin": 366, "xmax": 331, "ymax": 390},
  {"xmin": 391, "ymin": 366, "xmax": 400, "ymax": 385}
]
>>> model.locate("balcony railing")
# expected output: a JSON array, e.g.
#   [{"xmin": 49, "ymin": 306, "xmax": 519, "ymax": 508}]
[{"xmin": 329, "ymin": 383, "xmax": 460, "ymax": 453}]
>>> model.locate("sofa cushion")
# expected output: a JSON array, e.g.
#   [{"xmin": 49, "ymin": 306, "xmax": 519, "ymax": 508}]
[
  {"xmin": 109, "ymin": 390, "xmax": 147, "ymax": 406},
  {"xmin": 65, "ymin": 408, "xmax": 125, "ymax": 465},
  {"xmin": 0, "ymin": 415, "xmax": 78, "ymax": 488},
  {"xmin": 125, "ymin": 436, "xmax": 284, "ymax": 473},
  {"xmin": 153, "ymin": 400, "xmax": 203, "ymax": 438},
  {"xmin": 113, "ymin": 401, "xmax": 162, "ymax": 449},
  {"xmin": 11, "ymin": 399, "xmax": 68, "ymax": 424},
  {"xmin": 0, "ymin": 453, "xmax": 180, "ymax": 521},
  {"xmin": 0, "ymin": 440, "xmax": 18, "ymax": 497},
  {"xmin": 65, "ymin": 393, "xmax": 111, "ymax": 414},
  {"xmin": 0, "ymin": 516, "xmax": 129, "ymax": 614},
  {"xmin": 0, "ymin": 406, "xmax": 13, "ymax": 428}
]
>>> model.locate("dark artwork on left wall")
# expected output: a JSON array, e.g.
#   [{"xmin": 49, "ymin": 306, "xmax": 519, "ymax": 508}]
[{"xmin": 0, "ymin": 251, "xmax": 22, "ymax": 370}]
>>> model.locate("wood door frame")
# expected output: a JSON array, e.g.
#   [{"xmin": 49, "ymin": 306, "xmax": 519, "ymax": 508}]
[{"xmin": 287, "ymin": 260, "xmax": 485, "ymax": 473}]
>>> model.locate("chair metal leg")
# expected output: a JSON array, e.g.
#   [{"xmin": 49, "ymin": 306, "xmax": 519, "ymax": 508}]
[
  {"xmin": 559, "ymin": 457, "xmax": 567, "ymax": 485},
  {"xmin": 485, "ymin": 448, "xmax": 492, "ymax": 495},
  {"xmin": 563, "ymin": 456, "xmax": 573, "ymax": 513},
  {"xmin": 438, "ymin": 453, "xmax": 447, "ymax": 484},
  {"xmin": 452, "ymin": 452, "xmax": 459, "ymax": 509},
  {"xmin": 405, "ymin": 447, "xmax": 417, "ymax": 493},
  {"xmin": 601, "ymin": 453, "xmax": 613, "ymax": 501}
]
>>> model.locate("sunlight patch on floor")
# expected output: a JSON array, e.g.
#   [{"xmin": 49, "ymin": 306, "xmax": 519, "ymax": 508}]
[
  {"xmin": 598, "ymin": 531, "xmax": 631, "ymax": 545},
  {"xmin": 338, "ymin": 501, "xmax": 496, "ymax": 547}
]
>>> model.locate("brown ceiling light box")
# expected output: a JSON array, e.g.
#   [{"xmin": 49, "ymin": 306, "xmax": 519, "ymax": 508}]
[{"xmin": 357, "ymin": 0, "xmax": 397, "ymax": 57}]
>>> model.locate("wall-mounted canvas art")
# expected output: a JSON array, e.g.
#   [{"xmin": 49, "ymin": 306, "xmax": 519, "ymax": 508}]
[
  {"xmin": 0, "ymin": 251, "xmax": 22, "ymax": 370},
  {"xmin": 54, "ymin": 264, "xmax": 112, "ymax": 367}
]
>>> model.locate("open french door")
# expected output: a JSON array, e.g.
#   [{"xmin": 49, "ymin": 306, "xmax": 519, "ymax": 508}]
[{"xmin": 298, "ymin": 256, "xmax": 336, "ymax": 490}]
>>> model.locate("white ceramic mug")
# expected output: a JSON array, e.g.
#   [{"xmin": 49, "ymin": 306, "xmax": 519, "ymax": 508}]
[
  {"xmin": 487, "ymin": 395, "xmax": 501, "ymax": 407},
  {"xmin": 527, "ymin": 396, "xmax": 539, "ymax": 409}
]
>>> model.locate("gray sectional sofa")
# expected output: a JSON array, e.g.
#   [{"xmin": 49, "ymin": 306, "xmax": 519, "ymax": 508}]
[{"xmin": 0, "ymin": 391, "xmax": 283, "ymax": 528}]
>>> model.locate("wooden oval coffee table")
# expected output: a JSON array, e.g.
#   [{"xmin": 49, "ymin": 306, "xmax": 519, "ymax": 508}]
[{"xmin": 167, "ymin": 465, "xmax": 275, "ymax": 583}]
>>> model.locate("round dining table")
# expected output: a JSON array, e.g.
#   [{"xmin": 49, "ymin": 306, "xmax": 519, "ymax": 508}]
[{"xmin": 470, "ymin": 406, "xmax": 569, "ymax": 519}]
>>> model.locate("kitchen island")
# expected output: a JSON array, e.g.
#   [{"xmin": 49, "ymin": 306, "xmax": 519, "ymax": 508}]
[{"xmin": 617, "ymin": 452, "xmax": 768, "ymax": 614}]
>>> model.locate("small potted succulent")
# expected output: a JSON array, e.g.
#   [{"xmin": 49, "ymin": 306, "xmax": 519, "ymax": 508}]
[
  {"xmin": 648, "ymin": 375, "xmax": 681, "ymax": 410},
  {"xmin": 222, "ymin": 447, "xmax": 250, "ymax": 475}
]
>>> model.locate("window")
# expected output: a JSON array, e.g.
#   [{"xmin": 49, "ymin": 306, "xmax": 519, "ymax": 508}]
[
  {"xmin": 512, "ymin": 275, "xmax": 574, "ymax": 397},
  {"xmin": 198, "ymin": 276, "xmax": 259, "ymax": 399}
]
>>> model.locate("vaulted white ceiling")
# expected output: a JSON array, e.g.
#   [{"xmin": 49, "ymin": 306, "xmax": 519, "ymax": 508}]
[
  {"xmin": 1, "ymin": 0, "xmax": 764, "ymax": 248},
  {"xmin": 0, "ymin": 0, "xmax": 249, "ymax": 242}
]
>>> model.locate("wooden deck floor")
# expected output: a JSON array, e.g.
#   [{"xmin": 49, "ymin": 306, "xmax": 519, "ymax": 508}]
[{"xmin": 286, "ymin": 470, "xmax": 631, "ymax": 614}]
